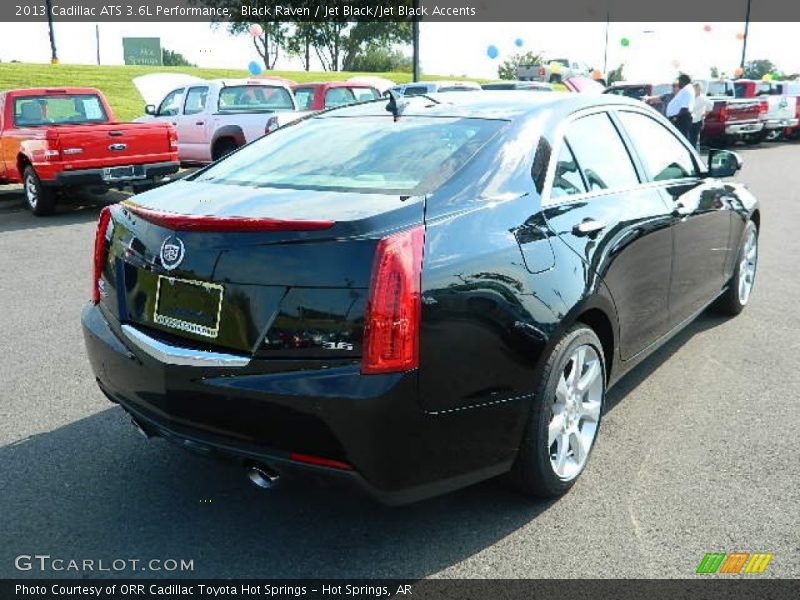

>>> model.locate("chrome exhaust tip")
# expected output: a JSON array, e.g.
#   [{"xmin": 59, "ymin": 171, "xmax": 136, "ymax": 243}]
[{"xmin": 246, "ymin": 464, "xmax": 280, "ymax": 490}]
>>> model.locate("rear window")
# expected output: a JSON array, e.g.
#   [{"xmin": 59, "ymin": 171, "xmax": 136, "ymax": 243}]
[
  {"xmin": 217, "ymin": 85, "xmax": 294, "ymax": 112},
  {"xmin": 706, "ymin": 81, "xmax": 733, "ymax": 97},
  {"xmin": 14, "ymin": 94, "xmax": 108, "ymax": 126},
  {"xmin": 403, "ymin": 86, "xmax": 430, "ymax": 96},
  {"xmin": 293, "ymin": 87, "xmax": 314, "ymax": 110},
  {"xmin": 193, "ymin": 116, "xmax": 506, "ymax": 194}
]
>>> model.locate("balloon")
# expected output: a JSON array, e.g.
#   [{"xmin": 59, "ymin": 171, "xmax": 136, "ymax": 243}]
[
  {"xmin": 514, "ymin": 38, "xmax": 524, "ymax": 47},
  {"xmin": 620, "ymin": 37, "xmax": 630, "ymax": 47},
  {"xmin": 734, "ymin": 67, "xmax": 744, "ymax": 77},
  {"xmin": 249, "ymin": 23, "xmax": 263, "ymax": 37},
  {"xmin": 591, "ymin": 70, "xmax": 603, "ymax": 80},
  {"xmin": 703, "ymin": 25, "xmax": 712, "ymax": 32},
  {"xmin": 549, "ymin": 61, "xmax": 562, "ymax": 74},
  {"xmin": 736, "ymin": 32, "xmax": 745, "ymax": 40},
  {"xmin": 247, "ymin": 61, "xmax": 262, "ymax": 76},
  {"xmin": 486, "ymin": 45, "xmax": 499, "ymax": 60},
  {"xmin": 671, "ymin": 59, "xmax": 681, "ymax": 68},
  {"xmin": 762, "ymin": 73, "xmax": 772, "ymax": 81}
]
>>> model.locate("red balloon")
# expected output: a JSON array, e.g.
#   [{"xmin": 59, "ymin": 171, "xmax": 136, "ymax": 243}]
[{"xmin": 703, "ymin": 25, "xmax": 712, "ymax": 33}]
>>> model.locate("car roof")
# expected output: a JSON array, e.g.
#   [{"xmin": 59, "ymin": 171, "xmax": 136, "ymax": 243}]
[
  {"xmin": 5, "ymin": 87, "xmax": 103, "ymax": 95},
  {"xmin": 292, "ymin": 81, "xmax": 376, "ymax": 89},
  {"xmin": 317, "ymin": 90, "xmax": 649, "ymax": 121}
]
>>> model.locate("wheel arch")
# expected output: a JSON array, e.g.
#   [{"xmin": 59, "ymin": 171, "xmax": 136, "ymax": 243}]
[{"xmin": 211, "ymin": 126, "xmax": 245, "ymax": 157}]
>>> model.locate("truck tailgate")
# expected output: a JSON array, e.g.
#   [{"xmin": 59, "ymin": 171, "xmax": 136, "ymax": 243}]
[{"xmin": 54, "ymin": 123, "xmax": 175, "ymax": 169}]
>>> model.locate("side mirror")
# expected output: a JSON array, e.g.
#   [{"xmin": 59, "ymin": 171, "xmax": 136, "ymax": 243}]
[
  {"xmin": 144, "ymin": 104, "xmax": 157, "ymax": 116},
  {"xmin": 708, "ymin": 149, "xmax": 742, "ymax": 178}
]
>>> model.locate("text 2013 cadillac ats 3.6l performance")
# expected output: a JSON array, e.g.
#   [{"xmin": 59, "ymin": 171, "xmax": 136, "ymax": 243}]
[{"xmin": 82, "ymin": 92, "xmax": 759, "ymax": 504}]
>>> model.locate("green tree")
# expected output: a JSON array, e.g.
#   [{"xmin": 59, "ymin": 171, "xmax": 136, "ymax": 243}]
[
  {"xmin": 710, "ymin": 66, "xmax": 719, "ymax": 78},
  {"xmin": 497, "ymin": 51, "xmax": 543, "ymax": 80},
  {"xmin": 607, "ymin": 63, "xmax": 625, "ymax": 85},
  {"xmin": 162, "ymin": 48, "xmax": 196, "ymax": 67},
  {"xmin": 349, "ymin": 45, "xmax": 411, "ymax": 72},
  {"xmin": 743, "ymin": 59, "xmax": 777, "ymax": 80}
]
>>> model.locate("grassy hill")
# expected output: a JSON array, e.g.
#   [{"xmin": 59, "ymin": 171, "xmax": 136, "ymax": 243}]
[{"xmin": 0, "ymin": 63, "xmax": 474, "ymax": 121}]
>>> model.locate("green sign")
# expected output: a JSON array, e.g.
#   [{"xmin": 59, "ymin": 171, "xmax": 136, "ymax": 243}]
[{"xmin": 123, "ymin": 37, "xmax": 162, "ymax": 66}]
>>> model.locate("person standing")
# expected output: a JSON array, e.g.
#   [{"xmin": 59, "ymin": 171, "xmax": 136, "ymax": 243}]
[
  {"xmin": 691, "ymin": 82, "xmax": 714, "ymax": 149},
  {"xmin": 666, "ymin": 74, "xmax": 695, "ymax": 141}
]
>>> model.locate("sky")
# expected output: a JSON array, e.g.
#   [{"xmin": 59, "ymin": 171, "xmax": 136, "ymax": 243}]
[{"xmin": 1, "ymin": 21, "xmax": 799, "ymax": 82}]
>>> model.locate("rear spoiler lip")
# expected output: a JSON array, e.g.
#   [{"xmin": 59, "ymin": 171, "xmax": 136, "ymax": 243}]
[{"xmin": 120, "ymin": 202, "xmax": 335, "ymax": 232}]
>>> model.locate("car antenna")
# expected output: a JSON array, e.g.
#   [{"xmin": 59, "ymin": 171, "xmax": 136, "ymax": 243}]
[{"xmin": 385, "ymin": 90, "xmax": 408, "ymax": 121}]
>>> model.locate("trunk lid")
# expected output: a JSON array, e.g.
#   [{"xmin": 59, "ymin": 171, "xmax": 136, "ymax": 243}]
[
  {"xmin": 55, "ymin": 123, "xmax": 174, "ymax": 169},
  {"xmin": 100, "ymin": 180, "xmax": 424, "ymax": 359}
]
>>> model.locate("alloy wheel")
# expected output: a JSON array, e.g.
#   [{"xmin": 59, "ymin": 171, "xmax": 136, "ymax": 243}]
[
  {"xmin": 738, "ymin": 228, "xmax": 758, "ymax": 305},
  {"xmin": 24, "ymin": 174, "xmax": 38, "ymax": 209},
  {"xmin": 548, "ymin": 344, "xmax": 603, "ymax": 481}
]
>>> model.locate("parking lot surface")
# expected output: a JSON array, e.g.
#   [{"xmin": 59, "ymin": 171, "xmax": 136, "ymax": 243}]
[{"xmin": 1, "ymin": 144, "xmax": 798, "ymax": 579}]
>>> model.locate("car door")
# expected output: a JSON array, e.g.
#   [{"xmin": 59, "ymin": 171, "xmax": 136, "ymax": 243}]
[
  {"xmin": 542, "ymin": 110, "xmax": 674, "ymax": 360},
  {"xmin": 150, "ymin": 87, "xmax": 185, "ymax": 157},
  {"xmin": 175, "ymin": 85, "xmax": 210, "ymax": 162},
  {"xmin": 615, "ymin": 110, "xmax": 732, "ymax": 327}
]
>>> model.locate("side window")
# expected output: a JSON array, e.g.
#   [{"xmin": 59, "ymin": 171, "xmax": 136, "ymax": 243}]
[
  {"xmin": 183, "ymin": 86, "xmax": 208, "ymax": 116},
  {"xmin": 617, "ymin": 111, "xmax": 698, "ymax": 181},
  {"xmin": 565, "ymin": 113, "xmax": 639, "ymax": 191},
  {"xmin": 551, "ymin": 143, "xmax": 586, "ymax": 198},
  {"xmin": 157, "ymin": 88, "xmax": 184, "ymax": 117},
  {"xmin": 293, "ymin": 88, "xmax": 314, "ymax": 110},
  {"xmin": 324, "ymin": 87, "xmax": 356, "ymax": 108}
]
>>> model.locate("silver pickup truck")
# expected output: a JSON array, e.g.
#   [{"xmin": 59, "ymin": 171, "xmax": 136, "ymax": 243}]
[
  {"xmin": 517, "ymin": 58, "xmax": 590, "ymax": 83},
  {"xmin": 134, "ymin": 75, "xmax": 306, "ymax": 164}
]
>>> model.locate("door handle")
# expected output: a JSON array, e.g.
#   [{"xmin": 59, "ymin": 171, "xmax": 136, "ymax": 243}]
[
  {"xmin": 572, "ymin": 219, "xmax": 606, "ymax": 236},
  {"xmin": 195, "ymin": 121, "xmax": 204, "ymax": 125}
]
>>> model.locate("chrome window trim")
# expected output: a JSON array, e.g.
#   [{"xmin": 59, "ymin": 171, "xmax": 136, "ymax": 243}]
[
  {"xmin": 121, "ymin": 324, "xmax": 250, "ymax": 368},
  {"xmin": 540, "ymin": 104, "xmax": 706, "ymax": 208}
]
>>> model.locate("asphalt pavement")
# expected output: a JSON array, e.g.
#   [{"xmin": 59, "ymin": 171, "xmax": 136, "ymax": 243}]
[{"xmin": 1, "ymin": 144, "xmax": 798, "ymax": 579}]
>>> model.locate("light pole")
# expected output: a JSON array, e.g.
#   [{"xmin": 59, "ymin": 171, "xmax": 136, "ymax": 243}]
[
  {"xmin": 44, "ymin": 0, "xmax": 58, "ymax": 63},
  {"xmin": 740, "ymin": 0, "xmax": 752, "ymax": 69},
  {"xmin": 412, "ymin": 0, "xmax": 420, "ymax": 82}
]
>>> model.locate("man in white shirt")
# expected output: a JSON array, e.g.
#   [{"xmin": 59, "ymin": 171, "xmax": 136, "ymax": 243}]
[
  {"xmin": 691, "ymin": 82, "xmax": 715, "ymax": 148},
  {"xmin": 666, "ymin": 74, "xmax": 695, "ymax": 141}
]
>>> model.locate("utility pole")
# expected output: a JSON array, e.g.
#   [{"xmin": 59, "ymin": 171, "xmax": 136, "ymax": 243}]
[
  {"xmin": 412, "ymin": 0, "xmax": 420, "ymax": 82},
  {"xmin": 740, "ymin": 0, "xmax": 752, "ymax": 69},
  {"xmin": 95, "ymin": 24, "xmax": 101, "ymax": 65},
  {"xmin": 602, "ymin": 7, "xmax": 610, "ymax": 75},
  {"xmin": 44, "ymin": 0, "xmax": 58, "ymax": 63}
]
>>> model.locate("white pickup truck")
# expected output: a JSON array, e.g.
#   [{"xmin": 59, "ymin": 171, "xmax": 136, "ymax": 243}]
[{"xmin": 134, "ymin": 75, "xmax": 305, "ymax": 164}]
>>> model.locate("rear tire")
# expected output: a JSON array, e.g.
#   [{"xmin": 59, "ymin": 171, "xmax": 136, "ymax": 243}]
[
  {"xmin": 23, "ymin": 166, "xmax": 56, "ymax": 216},
  {"xmin": 715, "ymin": 221, "xmax": 758, "ymax": 316},
  {"xmin": 212, "ymin": 138, "xmax": 239, "ymax": 161},
  {"xmin": 507, "ymin": 324, "xmax": 606, "ymax": 498}
]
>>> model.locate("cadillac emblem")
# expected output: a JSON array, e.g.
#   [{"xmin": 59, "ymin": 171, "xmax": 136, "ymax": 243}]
[{"xmin": 159, "ymin": 236, "xmax": 185, "ymax": 271}]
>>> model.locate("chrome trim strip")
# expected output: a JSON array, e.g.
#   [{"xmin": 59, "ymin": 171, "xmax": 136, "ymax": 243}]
[{"xmin": 121, "ymin": 324, "xmax": 250, "ymax": 368}]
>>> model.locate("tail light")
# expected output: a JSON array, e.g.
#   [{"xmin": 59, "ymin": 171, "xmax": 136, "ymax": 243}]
[
  {"xmin": 288, "ymin": 452, "xmax": 353, "ymax": 471},
  {"xmin": 718, "ymin": 105, "xmax": 728, "ymax": 122},
  {"xmin": 538, "ymin": 67, "xmax": 545, "ymax": 77},
  {"xmin": 795, "ymin": 98, "xmax": 800, "ymax": 119},
  {"xmin": 92, "ymin": 206, "xmax": 113, "ymax": 304},
  {"xmin": 264, "ymin": 116, "xmax": 280, "ymax": 135},
  {"xmin": 759, "ymin": 100, "xmax": 768, "ymax": 115},
  {"xmin": 168, "ymin": 126, "xmax": 178, "ymax": 149},
  {"xmin": 362, "ymin": 226, "xmax": 424, "ymax": 375}
]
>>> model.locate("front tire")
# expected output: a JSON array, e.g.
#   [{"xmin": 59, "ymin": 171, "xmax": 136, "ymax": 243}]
[
  {"xmin": 716, "ymin": 221, "xmax": 758, "ymax": 316},
  {"xmin": 23, "ymin": 166, "xmax": 56, "ymax": 216},
  {"xmin": 212, "ymin": 138, "xmax": 239, "ymax": 161},
  {"xmin": 508, "ymin": 324, "xmax": 606, "ymax": 497}
]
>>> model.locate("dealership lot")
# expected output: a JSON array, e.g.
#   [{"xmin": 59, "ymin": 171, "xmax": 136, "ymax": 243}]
[{"xmin": 0, "ymin": 143, "xmax": 798, "ymax": 579}]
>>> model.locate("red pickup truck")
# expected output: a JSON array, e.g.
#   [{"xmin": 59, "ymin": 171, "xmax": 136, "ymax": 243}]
[{"xmin": 0, "ymin": 87, "xmax": 179, "ymax": 215}]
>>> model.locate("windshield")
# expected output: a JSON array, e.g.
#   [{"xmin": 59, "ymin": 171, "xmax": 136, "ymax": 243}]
[
  {"xmin": 217, "ymin": 85, "xmax": 294, "ymax": 112},
  {"xmin": 193, "ymin": 116, "xmax": 506, "ymax": 194},
  {"xmin": 14, "ymin": 94, "xmax": 108, "ymax": 126}
]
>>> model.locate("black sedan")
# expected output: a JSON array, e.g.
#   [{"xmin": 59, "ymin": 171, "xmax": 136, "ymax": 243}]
[{"xmin": 82, "ymin": 92, "xmax": 759, "ymax": 504}]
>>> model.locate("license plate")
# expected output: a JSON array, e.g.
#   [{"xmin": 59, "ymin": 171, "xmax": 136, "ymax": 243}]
[
  {"xmin": 103, "ymin": 165, "xmax": 145, "ymax": 181},
  {"xmin": 153, "ymin": 276, "xmax": 223, "ymax": 339}
]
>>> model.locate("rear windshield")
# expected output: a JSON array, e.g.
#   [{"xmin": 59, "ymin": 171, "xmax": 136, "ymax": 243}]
[
  {"xmin": 193, "ymin": 116, "xmax": 506, "ymax": 194},
  {"xmin": 217, "ymin": 85, "xmax": 295, "ymax": 112},
  {"xmin": 706, "ymin": 81, "xmax": 733, "ymax": 96},
  {"xmin": 14, "ymin": 94, "xmax": 108, "ymax": 126}
]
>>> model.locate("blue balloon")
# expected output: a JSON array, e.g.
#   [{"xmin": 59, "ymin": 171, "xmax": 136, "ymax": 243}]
[
  {"xmin": 514, "ymin": 38, "xmax": 524, "ymax": 47},
  {"xmin": 486, "ymin": 45, "xmax": 499, "ymax": 60},
  {"xmin": 247, "ymin": 61, "xmax": 262, "ymax": 76}
]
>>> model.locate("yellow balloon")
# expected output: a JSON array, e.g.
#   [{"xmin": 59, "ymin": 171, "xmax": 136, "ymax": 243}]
[
  {"xmin": 762, "ymin": 74, "xmax": 772, "ymax": 81},
  {"xmin": 549, "ymin": 61, "xmax": 562, "ymax": 74}
]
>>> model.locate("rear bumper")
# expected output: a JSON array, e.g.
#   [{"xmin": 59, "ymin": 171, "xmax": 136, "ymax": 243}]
[
  {"xmin": 763, "ymin": 118, "xmax": 799, "ymax": 130},
  {"xmin": 81, "ymin": 303, "xmax": 517, "ymax": 504},
  {"xmin": 724, "ymin": 121, "xmax": 764, "ymax": 135},
  {"xmin": 41, "ymin": 161, "xmax": 180, "ymax": 187}
]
